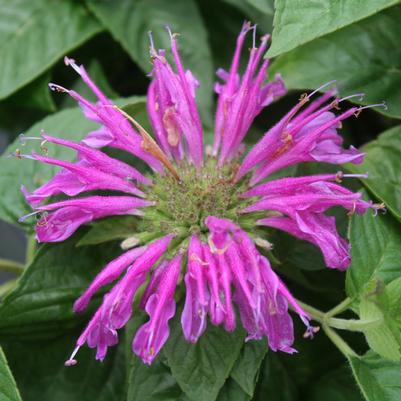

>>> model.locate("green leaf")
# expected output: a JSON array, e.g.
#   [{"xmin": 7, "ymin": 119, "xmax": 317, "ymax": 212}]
[
  {"xmin": 223, "ymin": 0, "xmax": 274, "ymax": 32},
  {"xmin": 358, "ymin": 296, "xmax": 401, "ymax": 361},
  {"xmin": 126, "ymin": 315, "xmax": 189, "ymax": 401},
  {"xmin": 216, "ymin": 378, "xmax": 250, "ymax": 401},
  {"xmin": 308, "ymin": 366, "xmax": 363, "ymax": 401},
  {"xmin": 0, "ymin": 347, "xmax": 22, "ymax": 401},
  {"xmin": 7, "ymin": 71, "xmax": 56, "ymax": 112},
  {"xmin": 270, "ymin": 7, "xmax": 401, "ymax": 119},
  {"xmin": 268, "ymin": 0, "xmax": 399, "ymax": 57},
  {"xmin": 77, "ymin": 216, "xmax": 138, "ymax": 247},
  {"xmin": 0, "ymin": 97, "xmax": 146, "ymax": 228},
  {"xmin": 164, "ymin": 316, "xmax": 245, "ymax": 401},
  {"xmin": 386, "ymin": 277, "xmax": 401, "ymax": 319},
  {"xmin": 2, "ymin": 330, "xmax": 125, "ymax": 401},
  {"xmin": 0, "ymin": 232, "xmax": 120, "ymax": 340},
  {"xmin": 128, "ymin": 355, "xmax": 189, "ymax": 401},
  {"xmin": 0, "ymin": 0, "xmax": 101, "ymax": 100},
  {"xmin": 253, "ymin": 353, "xmax": 297, "ymax": 401},
  {"xmin": 346, "ymin": 195, "xmax": 401, "ymax": 298},
  {"xmin": 0, "ymin": 108, "xmax": 96, "ymax": 228},
  {"xmin": 349, "ymin": 351, "xmax": 401, "ymax": 401},
  {"xmin": 86, "ymin": 0, "xmax": 214, "ymax": 125},
  {"xmin": 346, "ymin": 125, "xmax": 401, "ymax": 221},
  {"xmin": 230, "ymin": 340, "xmax": 267, "ymax": 397}
]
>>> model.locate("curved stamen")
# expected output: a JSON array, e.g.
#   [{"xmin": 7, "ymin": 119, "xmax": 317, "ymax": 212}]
[
  {"xmin": 64, "ymin": 56, "xmax": 82, "ymax": 75},
  {"xmin": 252, "ymin": 24, "xmax": 257, "ymax": 49},
  {"xmin": 335, "ymin": 171, "xmax": 369, "ymax": 182},
  {"xmin": 300, "ymin": 316, "xmax": 320, "ymax": 339},
  {"xmin": 19, "ymin": 134, "xmax": 42, "ymax": 146},
  {"xmin": 7, "ymin": 151, "xmax": 35, "ymax": 160},
  {"xmin": 372, "ymin": 202, "xmax": 386, "ymax": 216},
  {"xmin": 358, "ymin": 102, "xmax": 388, "ymax": 111},
  {"xmin": 64, "ymin": 345, "xmax": 80, "ymax": 367},
  {"xmin": 148, "ymin": 30, "xmax": 156, "ymax": 56},
  {"xmin": 18, "ymin": 210, "xmax": 41, "ymax": 222},
  {"xmin": 343, "ymin": 172, "xmax": 369, "ymax": 179},
  {"xmin": 339, "ymin": 93, "xmax": 365, "ymax": 103},
  {"xmin": 48, "ymin": 83, "xmax": 69, "ymax": 93},
  {"xmin": 307, "ymin": 80, "xmax": 337, "ymax": 99}
]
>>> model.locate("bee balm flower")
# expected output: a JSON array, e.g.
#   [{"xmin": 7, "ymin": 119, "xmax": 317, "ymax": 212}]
[{"xmin": 17, "ymin": 23, "xmax": 384, "ymax": 365}]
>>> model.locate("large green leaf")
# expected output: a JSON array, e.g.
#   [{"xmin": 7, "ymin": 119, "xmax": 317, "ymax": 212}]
[
  {"xmin": 0, "ymin": 0, "xmax": 101, "ymax": 100},
  {"xmin": 128, "ymin": 355, "xmax": 188, "ymax": 401},
  {"xmin": 0, "ymin": 97, "xmax": 146, "ymax": 228},
  {"xmin": 230, "ymin": 340, "xmax": 267, "ymax": 397},
  {"xmin": 7, "ymin": 71, "xmax": 56, "ymax": 112},
  {"xmin": 164, "ymin": 316, "xmax": 245, "ymax": 401},
  {"xmin": 216, "ymin": 379, "xmax": 250, "ymax": 401},
  {"xmin": 346, "ymin": 199, "xmax": 401, "ymax": 298},
  {"xmin": 223, "ymin": 0, "xmax": 274, "ymax": 32},
  {"xmin": 308, "ymin": 366, "xmax": 363, "ymax": 401},
  {"xmin": 0, "ymin": 347, "xmax": 22, "ymax": 401},
  {"xmin": 126, "ymin": 314, "xmax": 189, "ymax": 401},
  {"xmin": 0, "ymin": 233, "xmax": 120, "ymax": 340},
  {"xmin": 0, "ymin": 108, "xmax": 96, "ymax": 228},
  {"xmin": 358, "ymin": 296, "xmax": 401, "ymax": 361},
  {"xmin": 253, "ymin": 353, "xmax": 297, "ymax": 401},
  {"xmin": 2, "ymin": 330, "xmax": 125, "ymax": 401},
  {"xmin": 268, "ymin": 0, "xmax": 399, "ymax": 57},
  {"xmin": 270, "ymin": 7, "xmax": 401, "ymax": 119},
  {"xmin": 349, "ymin": 351, "xmax": 401, "ymax": 401},
  {"xmin": 347, "ymin": 125, "xmax": 401, "ymax": 221},
  {"xmin": 86, "ymin": 0, "xmax": 213, "ymax": 125}
]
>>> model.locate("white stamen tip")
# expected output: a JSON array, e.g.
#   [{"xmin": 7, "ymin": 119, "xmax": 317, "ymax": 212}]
[
  {"xmin": 64, "ymin": 56, "xmax": 81, "ymax": 75},
  {"xmin": 252, "ymin": 24, "xmax": 257, "ymax": 49},
  {"xmin": 343, "ymin": 172, "xmax": 369, "ymax": 179},
  {"xmin": 165, "ymin": 25, "xmax": 173, "ymax": 39},
  {"xmin": 19, "ymin": 134, "xmax": 42, "ymax": 146},
  {"xmin": 48, "ymin": 83, "xmax": 68, "ymax": 93},
  {"xmin": 18, "ymin": 210, "xmax": 40, "ymax": 223},
  {"xmin": 148, "ymin": 31, "xmax": 156, "ymax": 53},
  {"xmin": 339, "ymin": 93, "xmax": 365, "ymax": 102},
  {"xmin": 64, "ymin": 359, "xmax": 77, "ymax": 367},
  {"xmin": 8, "ymin": 151, "xmax": 35, "ymax": 160},
  {"xmin": 309, "ymin": 80, "xmax": 337, "ymax": 98},
  {"xmin": 65, "ymin": 345, "xmax": 80, "ymax": 367},
  {"xmin": 358, "ymin": 102, "xmax": 387, "ymax": 111}
]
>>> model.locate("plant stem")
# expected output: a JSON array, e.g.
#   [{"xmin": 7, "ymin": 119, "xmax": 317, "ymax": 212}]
[
  {"xmin": 26, "ymin": 234, "xmax": 37, "ymax": 264},
  {"xmin": 326, "ymin": 297, "xmax": 353, "ymax": 318},
  {"xmin": 326, "ymin": 316, "xmax": 382, "ymax": 332},
  {"xmin": 0, "ymin": 258, "xmax": 24, "ymax": 275},
  {"xmin": 322, "ymin": 324, "xmax": 358, "ymax": 358}
]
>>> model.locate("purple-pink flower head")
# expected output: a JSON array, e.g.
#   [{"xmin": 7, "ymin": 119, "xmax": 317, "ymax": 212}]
[{"xmin": 16, "ymin": 24, "xmax": 386, "ymax": 366}]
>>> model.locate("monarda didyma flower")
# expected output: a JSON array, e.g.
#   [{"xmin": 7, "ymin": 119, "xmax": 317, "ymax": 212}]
[{"xmin": 16, "ymin": 23, "xmax": 385, "ymax": 365}]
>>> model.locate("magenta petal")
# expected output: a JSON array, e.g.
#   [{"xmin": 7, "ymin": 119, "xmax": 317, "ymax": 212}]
[
  {"xmin": 74, "ymin": 246, "xmax": 147, "ymax": 312},
  {"xmin": 202, "ymin": 244, "xmax": 225, "ymax": 326},
  {"xmin": 36, "ymin": 206, "xmax": 93, "ymax": 242},
  {"xmin": 42, "ymin": 134, "xmax": 150, "ymax": 185},
  {"xmin": 35, "ymin": 196, "xmax": 151, "ymax": 242},
  {"xmin": 259, "ymin": 212, "xmax": 351, "ymax": 270},
  {"xmin": 132, "ymin": 254, "xmax": 181, "ymax": 364},
  {"xmin": 133, "ymin": 293, "xmax": 176, "ymax": 364},
  {"xmin": 82, "ymin": 127, "xmax": 114, "ymax": 148},
  {"xmin": 181, "ymin": 236, "xmax": 209, "ymax": 342}
]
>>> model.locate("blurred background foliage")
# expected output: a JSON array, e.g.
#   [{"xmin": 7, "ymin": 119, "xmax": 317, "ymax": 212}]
[{"xmin": 0, "ymin": 1, "xmax": 401, "ymax": 401}]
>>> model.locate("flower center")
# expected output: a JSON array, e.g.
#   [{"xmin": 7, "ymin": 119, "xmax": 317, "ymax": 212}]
[{"xmin": 141, "ymin": 157, "xmax": 252, "ymax": 237}]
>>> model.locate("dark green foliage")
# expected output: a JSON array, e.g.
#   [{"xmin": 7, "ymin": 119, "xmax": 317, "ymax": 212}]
[{"xmin": 0, "ymin": 1, "xmax": 401, "ymax": 400}]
